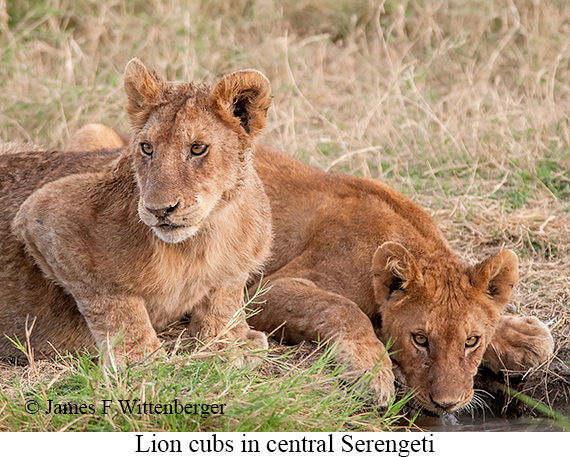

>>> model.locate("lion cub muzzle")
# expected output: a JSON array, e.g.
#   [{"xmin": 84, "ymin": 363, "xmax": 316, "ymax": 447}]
[
  {"xmin": 138, "ymin": 198, "xmax": 203, "ymax": 244},
  {"xmin": 425, "ymin": 366, "xmax": 474, "ymax": 413}
]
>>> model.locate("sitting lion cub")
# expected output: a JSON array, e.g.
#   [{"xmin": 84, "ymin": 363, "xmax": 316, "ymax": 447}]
[
  {"xmin": 0, "ymin": 59, "xmax": 272, "ymax": 362},
  {"xmin": 65, "ymin": 122, "xmax": 555, "ymax": 414}
]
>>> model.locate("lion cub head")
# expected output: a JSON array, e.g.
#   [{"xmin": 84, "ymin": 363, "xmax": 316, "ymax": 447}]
[
  {"xmin": 123, "ymin": 58, "xmax": 271, "ymax": 243},
  {"xmin": 372, "ymin": 242, "xmax": 518, "ymax": 413}
]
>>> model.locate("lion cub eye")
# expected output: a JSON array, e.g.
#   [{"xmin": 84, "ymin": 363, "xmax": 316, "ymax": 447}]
[
  {"xmin": 412, "ymin": 333, "xmax": 429, "ymax": 348},
  {"xmin": 190, "ymin": 143, "xmax": 208, "ymax": 156},
  {"xmin": 465, "ymin": 335, "xmax": 480, "ymax": 349},
  {"xmin": 141, "ymin": 143, "xmax": 154, "ymax": 157}
]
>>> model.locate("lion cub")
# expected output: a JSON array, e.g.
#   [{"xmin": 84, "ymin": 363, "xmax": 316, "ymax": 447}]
[
  {"xmin": 0, "ymin": 59, "xmax": 272, "ymax": 362},
  {"xmin": 63, "ymin": 123, "xmax": 555, "ymax": 414}
]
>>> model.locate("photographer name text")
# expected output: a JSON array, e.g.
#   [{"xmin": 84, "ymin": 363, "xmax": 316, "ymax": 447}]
[{"xmin": 26, "ymin": 399, "xmax": 225, "ymax": 418}]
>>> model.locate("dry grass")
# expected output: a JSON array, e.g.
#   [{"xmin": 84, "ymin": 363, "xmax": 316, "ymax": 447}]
[{"xmin": 1, "ymin": 0, "xmax": 569, "ymax": 417}]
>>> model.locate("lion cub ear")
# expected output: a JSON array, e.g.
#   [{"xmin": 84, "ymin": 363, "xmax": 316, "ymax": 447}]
[
  {"xmin": 372, "ymin": 242, "xmax": 422, "ymax": 304},
  {"xmin": 471, "ymin": 250, "xmax": 518, "ymax": 309},
  {"xmin": 210, "ymin": 70, "xmax": 272, "ymax": 138},
  {"xmin": 123, "ymin": 58, "xmax": 168, "ymax": 131}
]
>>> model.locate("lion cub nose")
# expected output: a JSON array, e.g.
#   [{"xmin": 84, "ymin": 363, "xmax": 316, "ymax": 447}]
[
  {"xmin": 145, "ymin": 202, "xmax": 179, "ymax": 218},
  {"xmin": 435, "ymin": 400, "xmax": 459, "ymax": 411},
  {"xmin": 429, "ymin": 395, "xmax": 460, "ymax": 412}
]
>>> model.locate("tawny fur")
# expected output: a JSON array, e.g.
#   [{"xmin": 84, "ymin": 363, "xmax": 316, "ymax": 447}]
[
  {"xmin": 64, "ymin": 123, "xmax": 125, "ymax": 153},
  {"xmin": 61, "ymin": 123, "xmax": 554, "ymax": 413},
  {"xmin": 60, "ymin": 123, "xmax": 554, "ymax": 413},
  {"xmin": 5, "ymin": 80, "xmax": 555, "ymax": 412},
  {"xmin": 0, "ymin": 59, "xmax": 273, "ymax": 363},
  {"xmin": 249, "ymin": 146, "xmax": 553, "ymax": 412}
]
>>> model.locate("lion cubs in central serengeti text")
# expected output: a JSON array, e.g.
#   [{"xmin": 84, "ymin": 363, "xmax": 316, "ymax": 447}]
[{"xmin": 0, "ymin": 59, "xmax": 272, "ymax": 362}]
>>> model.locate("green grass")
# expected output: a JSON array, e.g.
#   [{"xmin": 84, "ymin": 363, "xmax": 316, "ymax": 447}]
[
  {"xmin": 0, "ymin": 346, "xmax": 410, "ymax": 432},
  {"xmin": 0, "ymin": 282, "xmax": 410, "ymax": 432},
  {"xmin": 500, "ymin": 385, "xmax": 570, "ymax": 432}
]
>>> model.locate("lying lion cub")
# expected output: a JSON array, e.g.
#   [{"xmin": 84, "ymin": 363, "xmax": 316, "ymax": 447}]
[
  {"xmin": 0, "ymin": 59, "xmax": 272, "ymax": 362},
  {"xmin": 65, "ymin": 120, "xmax": 555, "ymax": 414},
  {"xmin": 250, "ymin": 146, "xmax": 555, "ymax": 412}
]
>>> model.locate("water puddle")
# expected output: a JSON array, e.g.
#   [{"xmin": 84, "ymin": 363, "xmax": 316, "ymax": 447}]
[{"xmin": 415, "ymin": 413, "xmax": 566, "ymax": 432}]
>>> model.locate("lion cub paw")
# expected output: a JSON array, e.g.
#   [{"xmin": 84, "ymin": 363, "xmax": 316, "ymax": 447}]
[
  {"xmin": 484, "ymin": 315, "xmax": 554, "ymax": 372},
  {"xmin": 365, "ymin": 367, "xmax": 396, "ymax": 408},
  {"xmin": 102, "ymin": 338, "xmax": 165, "ymax": 367},
  {"xmin": 343, "ymin": 362, "xmax": 395, "ymax": 408},
  {"xmin": 338, "ymin": 340, "xmax": 395, "ymax": 407},
  {"xmin": 233, "ymin": 329, "xmax": 269, "ymax": 368},
  {"xmin": 244, "ymin": 329, "xmax": 269, "ymax": 350},
  {"xmin": 206, "ymin": 328, "xmax": 268, "ymax": 368},
  {"xmin": 224, "ymin": 327, "xmax": 268, "ymax": 351}
]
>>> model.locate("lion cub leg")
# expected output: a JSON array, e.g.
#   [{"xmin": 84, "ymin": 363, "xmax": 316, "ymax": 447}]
[
  {"xmin": 483, "ymin": 315, "xmax": 554, "ymax": 372},
  {"xmin": 13, "ymin": 184, "xmax": 162, "ymax": 364},
  {"xmin": 77, "ymin": 294, "xmax": 163, "ymax": 363},
  {"xmin": 187, "ymin": 283, "xmax": 268, "ymax": 364},
  {"xmin": 248, "ymin": 276, "xmax": 395, "ymax": 407}
]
